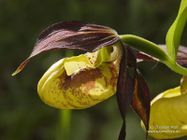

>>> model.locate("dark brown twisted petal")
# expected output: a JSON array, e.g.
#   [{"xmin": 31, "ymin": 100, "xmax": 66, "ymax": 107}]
[
  {"xmin": 128, "ymin": 45, "xmax": 151, "ymax": 138},
  {"xmin": 116, "ymin": 46, "xmax": 136, "ymax": 140},
  {"xmin": 131, "ymin": 70, "xmax": 150, "ymax": 138},
  {"xmin": 159, "ymin": 45, "xmax": 187, "ymax": 66},
  {"xmin": 116, "ymin": 46, "xmax": 128, "ymax": 140},
  {"xmin": 136, "ymin": 52, "xmax": 156, "ymax": 63},
  {"xmin": 117, "ymin": 44, "xmax": 150, "ymax": 140},
  {"xmin": 136, "ymin": 45, "xmax": 187, "ymax": 66},
  {"xmin": 12, "ymin": 21, "xmax": 119, "ymax": 76},
  {"xmin": 176, "ymin": 46, "xmax": 187, "ymax": 66}
]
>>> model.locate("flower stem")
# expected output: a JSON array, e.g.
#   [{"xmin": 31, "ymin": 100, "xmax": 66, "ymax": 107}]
[
  {"xmin": 164, "ymin": 58, "xmax": 187, "ymax": 76},
  {"xmin": 119, "ymin": 34, "xmax": 187, "ymax": 76},
  {"xmin": 56, "ymin": 110, "xmax": 71, "ymax": 140},
  {"xmin": 119, "ymin": 34, "xmax": 168, "ymax": 61}
]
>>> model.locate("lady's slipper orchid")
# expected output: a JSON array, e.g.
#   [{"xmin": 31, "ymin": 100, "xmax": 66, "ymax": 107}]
[
  {"xmin": 12, "ymin": 21, "xmax": 151, "ymax": 140},
  {"xmin": 12, "ymin": 1, "xmax": 187, "ymax": 139},
  {"xmin": 141, "ymin": 77, "xmax": 187, "ymax": 139}
]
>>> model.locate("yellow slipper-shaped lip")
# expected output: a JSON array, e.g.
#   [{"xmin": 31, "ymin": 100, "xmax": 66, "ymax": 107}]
[{"xmin": 37, "ymin": 45, "xmax": 122, "ymax": 109}]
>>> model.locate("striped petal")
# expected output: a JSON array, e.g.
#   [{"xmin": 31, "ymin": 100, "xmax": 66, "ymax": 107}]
[{"xmin": 12, "ymin": 21, "xmax": 119, "ymax": 76}]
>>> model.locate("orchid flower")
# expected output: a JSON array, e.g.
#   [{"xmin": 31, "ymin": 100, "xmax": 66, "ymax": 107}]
[
  {"xmin": 12, "ymin": 1, "xmax": 187, "ymax": 139},
  {"xmin": 11, "ymin": 21, "xmax": 187, "ymax": 140},
  {"xmin": 141, "ymin": 76, "xmax": 187, "ymax": 139},
  {"xmin": 12, "ymin": 21, "xmax": 153, "ymax": 140}
]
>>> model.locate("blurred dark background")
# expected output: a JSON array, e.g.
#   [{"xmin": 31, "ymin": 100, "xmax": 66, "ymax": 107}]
[{"xmin": 0, "ymin": 0, "xmax": 187, "ymax": 140}]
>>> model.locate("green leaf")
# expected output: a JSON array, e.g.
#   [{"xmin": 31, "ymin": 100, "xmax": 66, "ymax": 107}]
[{"xmin": 166, "ymin": 0, "xmax": 187, "ymax": 61}]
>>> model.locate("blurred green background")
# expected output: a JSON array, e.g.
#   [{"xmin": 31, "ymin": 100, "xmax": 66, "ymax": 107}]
[{"xmin": 1, "ymin": 0, "xmax": 187, "ymax": 140}]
